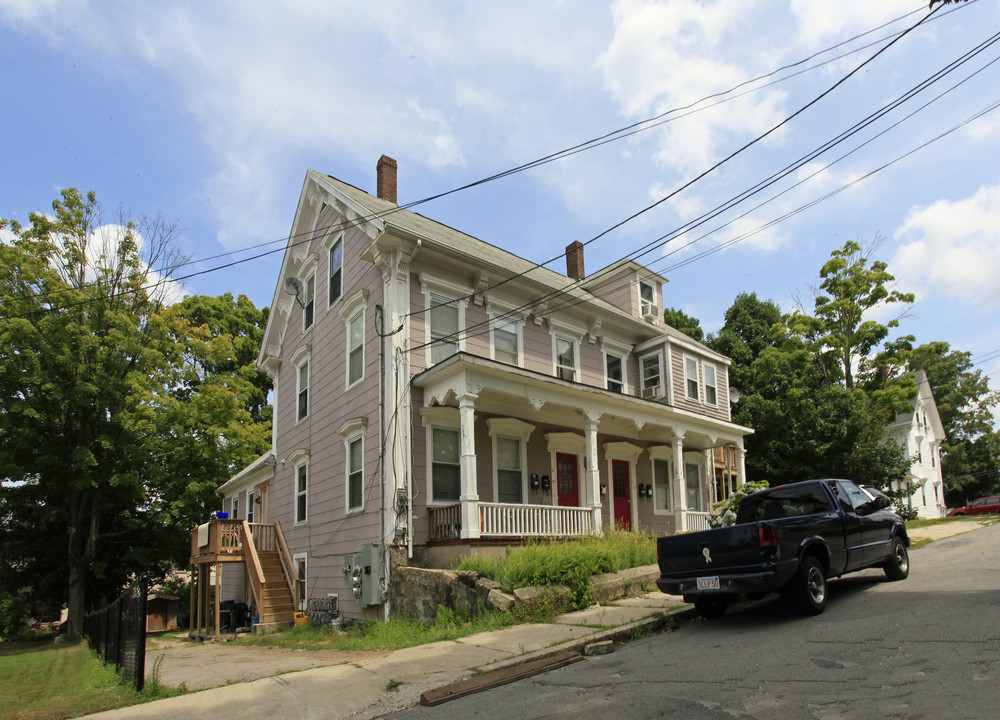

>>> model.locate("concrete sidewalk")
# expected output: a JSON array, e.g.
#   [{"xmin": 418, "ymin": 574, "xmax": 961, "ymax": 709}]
[
  {"xmin": 86, "ymin": 592, "xmax": 691, "ymax": 720},
  {"xmin": 85, "ymin": 519, "xmax": 989, "ymax": 720}
]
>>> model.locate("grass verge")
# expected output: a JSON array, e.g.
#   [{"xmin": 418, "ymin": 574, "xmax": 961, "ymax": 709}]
[
  {"xmin": 0, "ymin": 640, "xmax": 184, "ymax": 720},
  {"xmin": 234, "ymin": 606, "xmax": 517, "ymax": 652}
]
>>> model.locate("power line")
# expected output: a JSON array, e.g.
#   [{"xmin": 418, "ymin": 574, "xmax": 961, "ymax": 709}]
[{"xmin": 2, "ymin": 4, "xmax": 955, "ymax": 318}]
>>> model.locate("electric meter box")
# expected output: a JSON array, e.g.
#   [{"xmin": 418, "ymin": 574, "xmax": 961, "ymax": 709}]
[{"xmin": 343, "ymin": 545, "xmax": 385, "ymax": 606}]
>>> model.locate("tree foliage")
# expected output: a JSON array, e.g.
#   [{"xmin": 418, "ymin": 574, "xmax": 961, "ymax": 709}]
[
  {"xmin": 0, "ymin": 189, "xmax": 270, "ymax": 637},
  {"xmin": 663, "ymin": 306, "xmax": 705, "ymax": 342}
]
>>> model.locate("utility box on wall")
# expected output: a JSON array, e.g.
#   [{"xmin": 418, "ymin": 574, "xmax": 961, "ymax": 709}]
[{"xmin": 343, "ymin": 544, "xmax": 385, "ymax": 606}]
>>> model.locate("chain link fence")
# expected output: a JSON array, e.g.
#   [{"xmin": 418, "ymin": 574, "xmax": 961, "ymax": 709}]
[{"xmin": 83, "ymin": 575, "xmax": 148, "ymax": 691}]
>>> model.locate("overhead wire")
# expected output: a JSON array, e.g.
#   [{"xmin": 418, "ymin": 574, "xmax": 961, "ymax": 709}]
[{"xmin": 1, "ymin": 3, "xmax": 961, "ymax": 319}]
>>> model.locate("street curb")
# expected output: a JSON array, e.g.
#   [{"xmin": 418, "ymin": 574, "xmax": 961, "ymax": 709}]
[{"xmin": 418, "ymin": 603, "xmax": 697, "ymax": 706}]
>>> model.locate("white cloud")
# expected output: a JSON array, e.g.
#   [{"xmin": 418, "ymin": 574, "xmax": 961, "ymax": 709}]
[
  {"xmin": 892, "ymin": 184, "xmax": 1000, "ymax": 310},
  {"xmin": 789, "ymin": 0, "xmax": 923, "ymax": 49}
]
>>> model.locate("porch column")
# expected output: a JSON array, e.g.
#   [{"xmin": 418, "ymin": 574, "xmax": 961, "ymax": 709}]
[
  {"xmin": 736, "ymin": 444, "xmax": 747, "ymax": 488},
  {"xmin": 458, "ymin": 393, "xmax": 480, "ymax": 539},
  {"xmin": 673, "ymin": 431, "xmax": 687, "ymax": 532},
  {"xmin": 584, "ymin": 416, "xmax": 602, "ymax": 534}
]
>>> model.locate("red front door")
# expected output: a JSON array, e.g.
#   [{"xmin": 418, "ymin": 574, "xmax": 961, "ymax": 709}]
[
  {"xmin": 556, "ymin": 453, "xmax": 579, "ymax": 507},
  {"xmin": 612, "ymin": 460, "xmax": 632, "ymax": 530}
]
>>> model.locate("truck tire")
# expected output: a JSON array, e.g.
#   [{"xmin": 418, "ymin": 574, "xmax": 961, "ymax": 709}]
[
  {"xmin": 694, "ymin": 596, "xmax": 729, "ymax": 619},
  {"xmin": 883, "ymin": 537, "xmax": 910, "ymax": 581},
  {"xmin": 794, "ymin": 556, "xmax": 827, "ymax": 616}
]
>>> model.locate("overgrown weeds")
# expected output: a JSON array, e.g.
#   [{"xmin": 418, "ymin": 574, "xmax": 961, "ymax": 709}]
[{"xmin": 455, "ymin": 528, "xmax": 657, "ymax": 610}]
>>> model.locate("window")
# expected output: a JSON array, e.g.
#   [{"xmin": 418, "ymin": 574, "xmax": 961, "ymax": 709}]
[
  {"xmin": 297, "ymin": 359, "xmax": 309, "ymax": 421},
  {"xmin": 704, "ymin": 364, "xmax": 717, "ymax": 406},
  {"xmin": 303, "ymin": 273, "xmax": 315, "ymax": 331},
  {"xmin": 554, "ymin": 336, "xmax": 577, "ymax": 382},
  {"xmin": 492, "ymin": 317, "xmax": 520, "ymax": 366},
  {"xmin": 653, "ymin": 458, "xmax": 672, "ymax": 511},
  {"xmin": 641, "ymin": 354, "xmax": 662, "ymax": 399},
  {"xmin": 231, "ymin": 496, "xmax": 239, "ymax": 520},
  {"xmin": 294, "ymin": 554, "xmax": 307, "ymax": 611},
  {"xmin": 348, "ymin": 310, "xmax": 364, "ymax": 386},
  {"xmin": 329, "ymin": 237, "xmax": 342, "ymax": 306},
  {"xmin": 429, "ymin": 295, "xmax": 459, "ymax": 364},
  {"xmin": 247, "ymin": 490, "xmax": 255, "ymax": 524},
  {"xmin": 639, "ymin": 280, "xmax": 656, "ymax": 317},
  {"xmin": 295, "ymin": 462, "xmax": 308, "ymax": 524},
  {"xmin": 496, "ymin": 437, "xmax": 523, "ymax": 503},
  {"xmin": 347, "ymin": 436, "xmax": 364, "ymax": 511},
  {"xmin": 606, "ymin": 353, "xmax": 624, "ymax": 393},
  {"xmin": 685, "ymin": 357, "xmax": 699, "ymax": 401},
  {"xmin": 432, "ymin": 428, "xmax": 461, "ymax": 501},
  {"xmin": 685, "ymin": 462, "xmax": 702, "ymax": 511}
]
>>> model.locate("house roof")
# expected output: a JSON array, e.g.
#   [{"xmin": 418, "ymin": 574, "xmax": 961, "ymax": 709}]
[
  {"xmin": 217, "ymin": 451, "xmax": 275, "ymax": 496},
  {"xmin": 886, "ymin": 369, "xmax": 946, "ymax": 441}
]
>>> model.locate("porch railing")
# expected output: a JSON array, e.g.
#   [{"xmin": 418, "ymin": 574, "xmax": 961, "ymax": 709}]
[
  {"xmin": 428, "ymin": 502, "xmax": 594, "ymax": 540},
  {"xmin": 684, "ymin": 511, "xmax": 713, "ymax": 532},
  {"xmin": 480, "ymin": 502, "xmax": 593, "ymax": 537}
]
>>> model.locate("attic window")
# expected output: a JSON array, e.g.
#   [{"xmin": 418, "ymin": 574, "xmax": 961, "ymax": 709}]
[{"xmin": 639, "ymin": 281, "xmax": 657, "ymax": 318}]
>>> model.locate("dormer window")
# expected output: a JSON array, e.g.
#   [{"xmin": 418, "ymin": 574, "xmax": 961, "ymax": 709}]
[{"xmin": 639, "ymin": 280, "xmax": 657, "ymax": 319}]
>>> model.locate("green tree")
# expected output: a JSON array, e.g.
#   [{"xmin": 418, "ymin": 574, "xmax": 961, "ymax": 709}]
[
  {"xmin": 0, "ymin": 189, "xmax": 270, "ymax": 638},
  {"xmin": 663, "ymin": 306, "xmax": 705, "ymax": 342},
  {"xmin": 707, "ymin": 292, "xmax": 784, "ymax": 395},
  {"xmin": 791, "ymin": 238, "xmax": 915, "ymax": 390}
]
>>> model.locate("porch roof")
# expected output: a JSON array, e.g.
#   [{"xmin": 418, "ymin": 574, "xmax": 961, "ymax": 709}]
[{"xmin": 411, "ymin": 353, "xmax": 752, "ymax": 451}]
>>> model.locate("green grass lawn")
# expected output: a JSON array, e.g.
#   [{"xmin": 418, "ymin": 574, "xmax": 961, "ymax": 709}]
[{"xmin": 0, "ymin": 640, "xmax": 182, "ymax": 720}]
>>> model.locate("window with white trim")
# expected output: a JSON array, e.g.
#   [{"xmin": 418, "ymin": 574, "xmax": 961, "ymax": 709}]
[
  {"xmin": 606, "ymin": 352, "xmax": 625, "ymax": 393},
  {"xmin": 231, "ymin": 496, "xmax": 239, "ymax": 520},
  {"xmin": 491, "ymin": 317, "xmax": 521, "ymax": 366},
  {"xmin": 303, "ymin": 273, "xmax": 315, "ymax": 331},
  {"xmin": 431, "ymin": 427, "xmax": 461, "ymax": 502},
  {"xmin": 294, "ymin": 553, "xmax": 307, "ymax": 611},
  {"xmin": 329, "ymin": 236, "xmax": 343, "ymax": 306},
  {"xmin": 348, "ymin": 309, "xmax": 365, "ymax": 386},
  {"xmin": 487, "ymin": 418, "xmax": 534, "ymax": 505},
  {"xmin": 297, "ymin": 359, "xmax": 309, "ymax": 422},
  {"xmin": 347, "ymin": 435, "xmax": 364, "ymax": 512},
  {"xmin": 685, "ymin": 461, "xmax": 702, "ymax": 511},
  {"xmin": 554, "ymin": 336, "xmax": 577, "ymax": 382},
  {"xmin": 295, "ymin": 461, "xmax": 308, "ymax": 524},
  {"xmin": 641, "ymin": 353, "xmax": 662, "ymax": 399},
  {"xmin": 639, "ymin": 280, "xmax": 657, "ymax": 317},
  {"xmin": 652, "ymin": 456, "xmax": 673, "ymax": 512},
  {"xmin": 429, "ymin": 295, "xmax": 460, "ymax": 364},
  {"xmin": 684, "ymin": 356, "xmax": 700, "ymax": 401},
  {"xmin": 247, "ymin": 490, "xmax": 255, "ymax": 524},
  {"xmin": 704, "ymin": 363, "xmax": 717, "ymax": 406}
]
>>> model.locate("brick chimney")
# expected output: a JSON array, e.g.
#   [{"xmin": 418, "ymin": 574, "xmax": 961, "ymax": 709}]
[
  {"xmin": 566, "ymin": 241, "xmax": 585, "ymax": 280},
  {"xmin": 377, "ymin": 155, "xmax": 398, "ymax": 204}
]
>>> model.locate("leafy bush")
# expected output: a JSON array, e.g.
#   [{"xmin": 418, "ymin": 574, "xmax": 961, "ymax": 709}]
[
  {"xmin": 0, "ymin": 592, "xmax": 31, "ymax": 641},
  {"xmin": 709, "ymin": 480, "xmax": 771, "ymax": 527}
]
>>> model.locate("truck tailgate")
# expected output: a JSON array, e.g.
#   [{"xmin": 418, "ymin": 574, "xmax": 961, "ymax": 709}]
[{"xmin": 657, "ymin": 525, "xmax": 763, "ymax": 576}]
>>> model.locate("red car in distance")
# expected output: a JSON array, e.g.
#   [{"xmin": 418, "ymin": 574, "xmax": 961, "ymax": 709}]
[{"xmin": 947, "ymin": 495, "xmax": 1000, "ymax": 516}]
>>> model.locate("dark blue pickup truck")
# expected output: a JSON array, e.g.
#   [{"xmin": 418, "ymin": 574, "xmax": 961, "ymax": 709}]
[{"xmin": 656, "ymin": 479, "xmax": 910, "ymax": 618}]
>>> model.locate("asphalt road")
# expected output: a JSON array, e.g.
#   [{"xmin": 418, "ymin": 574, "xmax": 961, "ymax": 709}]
[{"xmin": 388, "ymin": 523, "xmax": 1000, "ymax": 720}]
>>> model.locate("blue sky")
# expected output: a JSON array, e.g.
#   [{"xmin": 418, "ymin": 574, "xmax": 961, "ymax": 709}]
[{"xmin": 2, "ymin": 1, "xmax": 999, "ymax": 397}]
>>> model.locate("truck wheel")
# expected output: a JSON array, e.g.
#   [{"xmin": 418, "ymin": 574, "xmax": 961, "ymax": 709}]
[
  {"xmin": 794, "ymin": 557, "xmax": 827, "ymax": 616},
  {"xmin": 694, "ymin": 596, "xmax": 729, "ymax": 619},
  {"xmin": 883, "ymin": 537, "xmax": 910, "ymax": 581}
]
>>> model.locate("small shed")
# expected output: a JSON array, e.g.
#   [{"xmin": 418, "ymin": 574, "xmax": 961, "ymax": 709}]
[{"xmin": 146, "ymin": 592, "xmax": 180, "ymax": 632}]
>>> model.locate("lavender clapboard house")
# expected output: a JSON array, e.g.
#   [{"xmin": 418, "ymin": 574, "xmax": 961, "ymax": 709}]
[{"xmin": 192, "ymin": 156, "xmax": 753, "ymax": 627}]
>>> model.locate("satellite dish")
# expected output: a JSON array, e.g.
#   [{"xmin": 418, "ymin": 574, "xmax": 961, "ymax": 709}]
[
  {"xmin": 284, "ymin": 276, "xmax": 302, "ymax": 296},
  {"xmin": 729, "ymin": 387, "xmax": 741, "ymax": 404}
]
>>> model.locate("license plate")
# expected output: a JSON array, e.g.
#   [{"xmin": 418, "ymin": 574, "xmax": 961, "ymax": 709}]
[{"xmin": 697, "ymin": 576, "xmax": 720, "ymax": 590}]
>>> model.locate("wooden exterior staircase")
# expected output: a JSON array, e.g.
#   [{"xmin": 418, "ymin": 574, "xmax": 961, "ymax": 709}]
[{"xmin": 190, "ymin": 518, "xmax": 296, "ymax": 638}]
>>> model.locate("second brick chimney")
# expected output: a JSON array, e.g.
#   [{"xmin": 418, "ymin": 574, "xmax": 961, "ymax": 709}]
[
  {"xmin": 377, "ymin": 155, "xmax": 398, "ymax": 204},
  {"xmin": 566, "ymin": 241, "xmax": 585, "ymax": 281}
]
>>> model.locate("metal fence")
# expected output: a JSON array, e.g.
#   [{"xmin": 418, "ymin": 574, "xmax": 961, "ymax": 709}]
[{"xmin": 83, "ymin": 575, "xmax": 148, "ymax": 691}]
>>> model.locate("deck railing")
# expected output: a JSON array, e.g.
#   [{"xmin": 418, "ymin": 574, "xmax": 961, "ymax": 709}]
[
  {"xmin": 684, "ymin": 511, "xmax": 713, "ymax": 532},
  {"xmin": 428, "ymin": 502, "xmax": 594, "ymax": 540}
]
